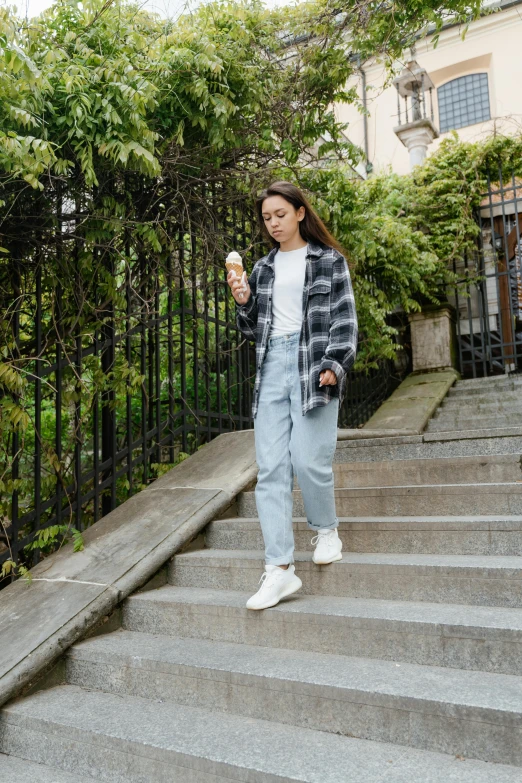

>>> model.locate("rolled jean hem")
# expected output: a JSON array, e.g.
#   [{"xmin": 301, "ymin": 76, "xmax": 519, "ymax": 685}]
[
  {"xmin": 307, "ymin": 520, "xmax": 338, "ymax": 531},
  {"xmin": 265, "ymin": 557, "xmax": 294, "ymax": 566}
]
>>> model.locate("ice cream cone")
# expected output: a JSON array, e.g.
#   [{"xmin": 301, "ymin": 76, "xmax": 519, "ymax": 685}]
[{"xmin": 225, "ymin": 251, "xmax": 243, "ymax": 280}]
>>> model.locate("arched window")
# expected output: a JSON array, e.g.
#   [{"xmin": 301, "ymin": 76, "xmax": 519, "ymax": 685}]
[{"xmin": 437, "ymin": 73, "xmax": 491, "ymax": 133}]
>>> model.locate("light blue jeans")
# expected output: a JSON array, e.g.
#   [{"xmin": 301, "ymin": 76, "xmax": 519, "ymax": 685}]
[{"xmin": 253, "ymin": 330, "xmax": 340, "ymax": 565}]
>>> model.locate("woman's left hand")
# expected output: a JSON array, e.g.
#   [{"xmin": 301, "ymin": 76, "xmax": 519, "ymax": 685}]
[{"xmin": 319, "ymin": 369, "xmax": 337, "ymax": 387}]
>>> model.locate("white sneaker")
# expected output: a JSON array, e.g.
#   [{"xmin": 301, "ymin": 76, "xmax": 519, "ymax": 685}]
[
  {"xmin": 311, "ymin": 527, "xmax": 343, "ymax": 564},
  {"xmin": 246, "ymin": 564, "xmax": 302, "ymax": 610}
]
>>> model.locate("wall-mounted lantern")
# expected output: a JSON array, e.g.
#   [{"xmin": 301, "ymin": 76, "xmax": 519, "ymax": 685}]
[{"xmin": 393, "ymin": 58, "xmax": 439, "ymax": 170}]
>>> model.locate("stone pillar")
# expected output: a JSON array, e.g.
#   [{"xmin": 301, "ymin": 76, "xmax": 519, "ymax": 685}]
[
  {"xmin": 408, "ymin": 305, "xmax": 457, "ymax": 373},
  {"xmin": 394, "ymin": 119, "xmax": 439, "ymax": 170}
]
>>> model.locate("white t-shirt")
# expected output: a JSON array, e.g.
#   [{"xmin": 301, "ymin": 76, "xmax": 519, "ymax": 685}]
[{"xmin": 269, "ymin": 245, "xmax": 307, "ymax": 337}]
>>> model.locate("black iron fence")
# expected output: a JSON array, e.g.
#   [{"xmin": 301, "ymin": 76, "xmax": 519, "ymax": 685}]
[
  {"xmin": 0, "ymin": 188, "xmax": 256, "ymax": 577},
  {"xmin": 340, "ymin": 360, "xmax": 399, "ymax": 428},
  {"xmin": 450, "ymin": 167, "xmax": 522, "ymax": 377},
  {"xmin": 0, "ymin": 191, "xmax": 397, "ymax": 581}
]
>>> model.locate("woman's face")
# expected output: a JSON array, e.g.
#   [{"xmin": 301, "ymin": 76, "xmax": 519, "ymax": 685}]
[{"xmin": 261, "ymin": 195, "xmax": 305, "ymax": 244}]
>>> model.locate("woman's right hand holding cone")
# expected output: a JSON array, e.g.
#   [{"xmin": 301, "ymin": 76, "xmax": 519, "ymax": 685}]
[{"xmin": 227, "ymin": 269, "xmax": 251, "ymax": 305}]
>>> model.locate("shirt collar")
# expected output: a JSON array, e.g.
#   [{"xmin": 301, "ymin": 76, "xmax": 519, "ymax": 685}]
[{"xmin": 259, "ymin": 240, "xmax": 325, "ymax": 268}]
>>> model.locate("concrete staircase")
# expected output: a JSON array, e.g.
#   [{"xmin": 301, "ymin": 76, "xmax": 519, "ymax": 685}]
[
  {"xmin": 427, "ymin": 374, "xmax": 522, "ymax": 433},
  {"xmin": 2, "ymin": 378, "xmax": 522, "ymax": 781}
]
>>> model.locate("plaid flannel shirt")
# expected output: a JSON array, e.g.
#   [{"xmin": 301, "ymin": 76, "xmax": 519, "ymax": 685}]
[{"xmin": 235, "ymin": 241, "xmax": 358, "ymax": 419}]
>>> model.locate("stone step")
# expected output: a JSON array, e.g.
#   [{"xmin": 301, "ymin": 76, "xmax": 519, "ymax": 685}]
[
  {"xmin": 2, "ymin": 685, "xmax": 519, "ymax": 783},
  {"xmin": 433, "ymin": 412, "xmax": 522, "ymax": 428},
  {"xmin": 328, "ymin": 454, "xmax": 522, "ymax": 487},
  {"xmin": 169, "ymin": 549, "xmax": 522, "ymax": 607},
  {"xmin": 453, "ymin": 374, "xmax": 522, "ymax": 387},
  {"xmin": 427, "ymin": 415, "xmax": 515, "ymax": 432},
  {"xmin": 448, "ymin": 378, "xmax": 522, "ymax": 396},
  {"xmin": 66, "ymin": 631, "xmax": 522, "ymax": 766},
  {"xmin": 441, "ymin": 395, "xmax": 521, "ymax": 412},
  {"xmin": 423, "ymin": 427, "xmax": 522, "ymax": 443},
  {"xmin": 445, "ymin": 392, "xmax": 522, "ymax": 407},
  {"xmin": 436, "ymin": 414, "xmax": 522, "ymax": 431},
  {"xmin": 432, "ymin": 406, "xmax": 520, "ymax": 422},
  {"xmin": 123, "ymin": 585, "xmax": 522, "ymax": 675},
  {"xmin": 0, "ymin": 754, "xmax": 97, "ymax": 782},
  {"xmin": 237, "ymin": 483, "xmax": 522, "ymax": 517},
  {"xmin": 334, "ymin": 434, "xmax": 522, "ymax": 463},
  {"xmin": 205, "ymin": 516, "xmax": 522, "ymax": 555}
]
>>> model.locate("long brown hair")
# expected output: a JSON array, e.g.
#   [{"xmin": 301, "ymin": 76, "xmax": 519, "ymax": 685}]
[{"xmin": 255, "ymin": 181, "xmax": 345, "ymax": 255}]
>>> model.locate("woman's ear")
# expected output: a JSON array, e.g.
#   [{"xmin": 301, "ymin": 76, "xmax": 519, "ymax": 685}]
[{"xmin": 297, "ymin": 206, "xmax": 305, "ymax": 222}]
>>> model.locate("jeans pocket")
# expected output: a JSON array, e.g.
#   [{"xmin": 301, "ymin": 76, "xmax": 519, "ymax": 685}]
[
  {"xmin": 262, "ymin": 348, "xmax": 273, "ymax": 366},
  {"xmin": 260, "ymin": 348, "xmax": 276, "ymax": 378}
]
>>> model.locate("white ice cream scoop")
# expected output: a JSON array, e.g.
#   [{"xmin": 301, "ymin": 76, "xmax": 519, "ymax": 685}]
[{"xmin": 226, "ymin": 251, "xmax": 242, "ymax": 265}]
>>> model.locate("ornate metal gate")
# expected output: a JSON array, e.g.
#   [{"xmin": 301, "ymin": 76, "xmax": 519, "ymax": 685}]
[{"xmin": 450, "ymin": 168, "xmax": 522, "ymax": 377}]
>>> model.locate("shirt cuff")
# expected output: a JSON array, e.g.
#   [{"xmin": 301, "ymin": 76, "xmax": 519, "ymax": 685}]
[
  {"xmin": 319, "ymin": 358, "xmax": 345, "ymax": 382},
  {"xmin": 236, "ymin": 294, "xmax": 256, "ymax": 316}
]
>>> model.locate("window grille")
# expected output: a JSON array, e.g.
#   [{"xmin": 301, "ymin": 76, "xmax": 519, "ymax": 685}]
[{"xmin": 438, "ymin": 73, "xmax": 490, "ymax": 133}]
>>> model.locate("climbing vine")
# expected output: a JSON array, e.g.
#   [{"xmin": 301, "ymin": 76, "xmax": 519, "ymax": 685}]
[
  {"xmin": 0, "ymin": 0, "xmax": 506, "ymax": 577},
  {"xmin": 294, "ymin": 133, "xmax": 522, "ymax": 367}
]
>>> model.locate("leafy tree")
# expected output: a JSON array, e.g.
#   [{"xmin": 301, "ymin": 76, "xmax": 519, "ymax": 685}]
[
  {"xmin": 301, "ymin": 165, "xmax": 447, "ymax": 367},
  {"xmin": 307, "ymin": 0, "xmax": 484, "ymax": 61},
  {"xmin": 0, "ymin": 0, "xmax": 492, "ymax": 577},
  {"xmin": 300, "ymin": 132, "xmax": 522, "ymax": 367}
]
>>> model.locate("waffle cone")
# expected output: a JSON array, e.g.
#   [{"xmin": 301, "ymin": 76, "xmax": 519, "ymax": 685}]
[{"xmin": 225, "ymin": 260, "xmax": 244, "ymax": 279}]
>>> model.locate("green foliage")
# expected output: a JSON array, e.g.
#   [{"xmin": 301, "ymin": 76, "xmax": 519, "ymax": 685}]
[
  {"xmin": 0, "ymin": 0, "xmax": 487, "ymax": 193},
  {"xmin": 25, "ymin": 524, "xmax": 84, "ymax": 554},
  {"xmin": 300, "ymin": 167, "xmax": 444, "ymax": 367},
  {"xmin": 1, "ymin": 558, "xmax": 31, "ymax": 582},
  {"xmin": 0, "ymin": 0, "xmax": 357, "ymax": 191},
  {"xmin": 316, "ymin": 0, "xmax": 485, "ymax": 61},
  {"xmin": 402, "ymin": 133, "xmax": 522, "ymax": 292},
  {"xmin": 0, "ymin": 0, "xmax": 356, "ymax": 577},
  {"xmin": 0, "ymin": 0, "xmax": 498, "ymax": 576},
  {"xmin": 298, "ymin": 132, "xmax": 522, "ymax": 367}
]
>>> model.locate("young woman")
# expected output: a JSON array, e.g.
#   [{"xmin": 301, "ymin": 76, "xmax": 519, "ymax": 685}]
[{"xmin": 227, "ymin": 181, "xmax": 358, "ymax": 610}]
